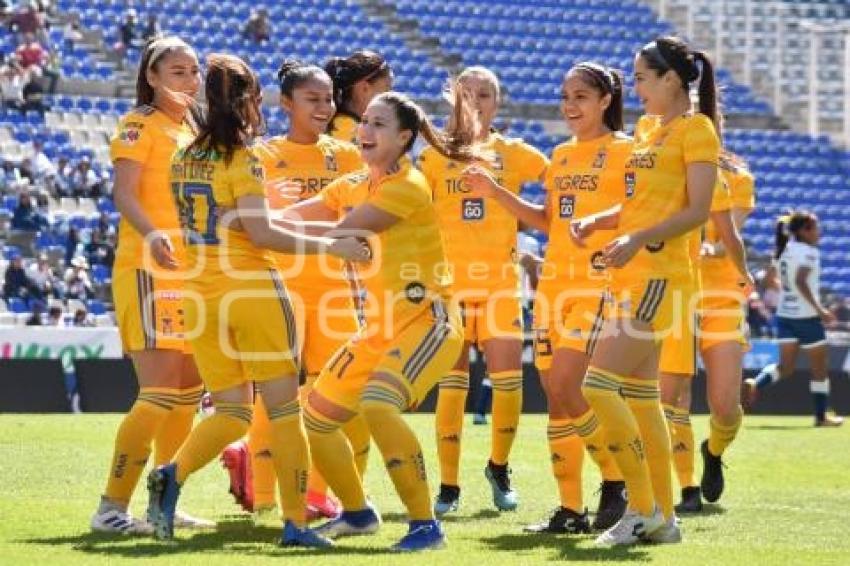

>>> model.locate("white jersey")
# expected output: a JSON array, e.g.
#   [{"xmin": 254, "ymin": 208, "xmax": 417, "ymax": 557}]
[{"xmin": 776, "ymin": 240, "xmax": 820, "ymax": 319}]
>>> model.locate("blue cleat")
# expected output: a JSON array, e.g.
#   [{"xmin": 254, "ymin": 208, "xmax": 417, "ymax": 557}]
[
  {"xmin": 314, "ymin": 504, "xmax": 381, "ymax": 539},
  {"xmin": 146, "ymin": 463, "xmax": 181, "ymax": 540},
  {"xmin": 391, "ymin": 519, "xmax": 447, "ymax": 552},
  {"xmin": 484, "ymin": 461, "xmax": 518, "ymax": 511},
  {"xmin": 280, "ymin": 520, "xmax": 335, "ymax": 548}
]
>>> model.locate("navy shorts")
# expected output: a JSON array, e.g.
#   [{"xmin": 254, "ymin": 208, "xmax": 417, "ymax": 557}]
[{"xmin": 777, "ymin": 316, "xmax": 826, "ymax": 348}]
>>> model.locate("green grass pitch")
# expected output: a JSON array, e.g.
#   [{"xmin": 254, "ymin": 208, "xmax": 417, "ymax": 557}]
[{"xmin": 1, "ymin": 413, "xmax": 848, "ymax": 565}]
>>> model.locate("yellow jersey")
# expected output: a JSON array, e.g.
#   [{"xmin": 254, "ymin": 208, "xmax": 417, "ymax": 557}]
[
  {"xmin": 170, "ymin": 144, "xmax": 273, "ymax": 290},
  {"xmin": 539, "ymin": 132, "xmax": 633, "ymax": 296},
  {"xmin": 328, "ymin": 114, "xmax": 358, "ymax": 144},
  {"xmin": 109, "ymin": 105, "xmax": 194, "ymax": 272},
  {"xmin": 319, "ymin": 161, "xmax": 451, "ymax": 324},
  {"xmin": 255, "ymin": 135, "xmax": 362, "ymax": 304},
  {"xmin": 618, "ymin": 113, "xmax": 720, "ymax": 285},
  {"xmin": 418, "ymin": 132, "xmax": 549, "ymax": 294},
  {"xmin": 701, "ymin": 155, "xmax": 755, "ymax": 291}
]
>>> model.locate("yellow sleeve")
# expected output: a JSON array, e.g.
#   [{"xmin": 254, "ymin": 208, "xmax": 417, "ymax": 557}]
[
  {"xmin": 732, "ymin": 169, "xmax": 755, "ymax": 209},
  {"xmin": 337, "ymin": 142, "xmax": 363, "ymax": 175},
  {"xmin": 318, "ymin": 176, "xmax": 347, "ymax": 213},
  {"xmin": 710, "ymin": 174, "xmax": 732, "ymax": 212},
  {"xmin": 110, "ymin": 112, "xmax": 154, "ymax": 164},
  {"xmin": 415, "ymin": 148, "xmax": 439, "ymax": 195},
  {"xmin": 683, "ymin": 115, "xmax": 720, "ymax": 165},
  {"xmin": 371, "ymin": 177, "xmax": 428, "ymax": 219},
  {"xmin": 515, "ymin": 142, "xmax": 549, "ymax": 182},
  {"xmin": 230, "ymin": 148, "xmax": 266, "ymax": 200}
]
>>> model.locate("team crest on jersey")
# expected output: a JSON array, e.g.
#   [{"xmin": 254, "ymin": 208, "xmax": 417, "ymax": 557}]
[
  {"xmin": 559, "ymin": 157, "xmax": 568, "ymax": 166},
  {"xmin": 276, "ymin": 159, "xmax": 287, "ymax": 169},
  {"xmin": 324, "ymin": 152, "xmax": 338, "ymax": 172},
  {"xmin": 590, "ymin": 251, "xmax": 606, "ymax": 271},
  {"xmin": 118, "ymin": 121, "xmax": 144, "ymax": 145},
  {"xmin": 645, "ymin": 241, "xmax": 665, "ymax": 253},
  {"xmin": 625, "ymin": 172, "xmax": 635, "ymax": 198},
  {"xmin": 405, "ymin": 282, "xmax": 426, "ymax": 304},
  {"xmin": 592, "ymin": 148, "xmax": 607, "ymax": 168},
  {"xmin": 446, "ymin": 161, "xmax": 457, "ymax": 170}
]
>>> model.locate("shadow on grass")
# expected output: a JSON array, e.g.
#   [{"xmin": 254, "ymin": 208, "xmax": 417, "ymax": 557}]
[
  {"xmin": 480, "ymin": 532, "xmax": 652, "ymax": 562},
  {"xmin": 381, "ymin": 508, "xmax": 501, "ymax": 524},
  {"xmin": 745, "ymin": 424, "xmax": 812, "ymax": 431},
  {"xmin": 21, "ymin": 522, "xmax": 396, "ymax": 558}
]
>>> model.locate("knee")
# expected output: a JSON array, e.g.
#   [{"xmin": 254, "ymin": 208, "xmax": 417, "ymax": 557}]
[
  {"xmin": 303, "ymin": 401, "xmax": 343, "ymax": 437},
  {"xmin": 711, "ymin": 402, "xmax": 742, "ymax": 425}
]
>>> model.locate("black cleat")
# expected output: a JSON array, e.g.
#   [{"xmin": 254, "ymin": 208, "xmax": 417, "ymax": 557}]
[
  {"xmin": 591, "ymin": 480, "xmax": 627, "ymax": 531},
  {"xmin": 524, "ymin": 506, "xmax": 591, "ymax": 534},
  {"xmin": 433, "ymin": 483, "xmax": 461, "ymax": 516},
  {"xmin": 674, "ymin": 486, "xmax": 703, "ymax": 514},
  {"xmin": 700, "ymin": 440, "xmax": 725, "ymax": 503}
]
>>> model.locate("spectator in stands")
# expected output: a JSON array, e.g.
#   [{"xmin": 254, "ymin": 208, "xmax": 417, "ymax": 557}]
[
  {"xmin": 16, "ymin": 157, "xmax": 35, "ymax": 185},
  {"xmin": 29, "ymin": 140, "xmax": 55, "ymax": 183},
  {"xmin": 85, "ymin": 228, "xmax": 114, "ymax": 268},
  {"xmin": 52, "ymin": 155, "xmax": 73, "ymax": 197},
  {"xmin": 21, "ymin": 65, "xmax": 47, "ymax": 113},
  {"xmin": 828, "ymin": 296, "xmax": 850, "ymax": 331},
  {"xmin": 242, "ymin": 8, "xmax": 270, "ymax": 43},
  {"xmin": 0, "ymin": 160, "xmax": 24, "ymax": 191},
  {"xmin": 747, "ymin": 293, "xmax": 775, "ymax": 338},
  {"xmin": 11, "ymin": 192, "xmax": 48, "ymax": 231},
  {"xmin": 72, "ymin": 306, "xmax": 93, "ymax": 327},
  {"xmin": 47, "ymin": 304, "xmax": 63, "ymax": 326},
  {"xmin": 64, "ymin": 255, "xmax": 93, "ymax": 301},
  {"xmin": 28, "ymin": 253, "xmax": 62, "ymax": 299},
  {"xmin": 25, "ymin": 298, "xmax": 44, "ymax": 325},
  {"xmin": 0, "ymin": 60, "xmax": 26, "ymax": 110},
  {"xmin": 115, "ymin": 8, "xmax": 142, "ymax": 59},
  {"xmin": 64, "ymin": 226, "xmax": 81, "ymax": 264},
  {"xmin": 8, "ymin": 2, "xmax": 47, "ymax": 45},
  {"xmin": 69, "ymin": 157, "xmax": 103, "ymax": 197},
  {"xmin": 63, "ymin": 12, "xmax": 84, "ymax": 49},
  {"xmin": 96, "ymin": 211, "xmax": 116, "ymax": 237},
  {"xmin": 3, "ymin": 254, "xmax": 35, "ymax": 300},
  {"xmin": 142, "ymin": 13, "xmax": 160, "ymax": 42},
  {"xmin": 15, "ymin": 32, "xmax": 47, "ymax": 71}
]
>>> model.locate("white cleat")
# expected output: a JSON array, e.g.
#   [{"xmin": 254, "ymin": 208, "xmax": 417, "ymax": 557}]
[
  {"xmin": 594, "ymin": 507, "xmax": 664, "ymax": 547},
  {"xmin": 90, "ymin": 509, "xmax": 154, "ymax": 535},
  {"xmin": 173, "ymin": 510, "xmax": 216, "ymax": 530},
  {"xmin": 644, "ymin": 515, "xmax": 682, "ymax": 544}
]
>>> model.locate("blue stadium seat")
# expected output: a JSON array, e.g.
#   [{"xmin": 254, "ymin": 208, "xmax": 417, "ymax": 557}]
[{"xmin": 86, "ymin": 299, "xmax": 107, "ymax": 315}]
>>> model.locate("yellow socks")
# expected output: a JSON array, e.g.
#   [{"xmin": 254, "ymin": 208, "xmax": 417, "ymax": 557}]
[
  {"xmin": 665, "ymin": 404, "xmax": 696, "ymax": 489},
  {"xmin": 103, "ymin": 389, "xmax": 173, "ymax": 504},
  {"xmin": 342, "ymin": 414, "xmax": 371, "ymax": 480},
  {"xmin": 435, "ymin": 370, "xmax": 468, "ymax": 486},
  {"xmin": 266, "ymin": 399, "xmax": 309, "ymax": 526},
  {"xmin": 361, "ymin": 381, "xmax": 432, "ymax": 521},
  {"xmin": 623, "ymin": 377, "xmax": 673, "ymax": 519},
  {"xmin": 708, "ymin": 405, "xmax": 743, "ymax": 457},
  {"xmin": 249, "ymin": 397, "xmax": 277, "ymax": 508},
  {"xmin": 173, "ymin": 402, "xmax": 252, "ymax": 484},
  {"xmin": 582, "ymin": 367, "xmax": 655, "ymax": 516},
  {"xmin": 547, "ymin": 419, "xmax": 584, "ymax": 511},
  {"xmin": 304, "ymin": 406, "xmax": 367, "ymax": 511},
  {"xmin": 153, "ymin": 385, "xmax": 203, "ymax": 466},
  {"xmin": 574, "ymin": 408, "xmax": 622, "ymax": 481},
  {"xmin": 490, "ymin": 371, "xmax": 523, "ymax": 465}
]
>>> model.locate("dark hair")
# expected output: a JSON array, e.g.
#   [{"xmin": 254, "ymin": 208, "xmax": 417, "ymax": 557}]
[
  {"xmin": 639, "ymin": 36, "xmax": 719, "ymax": 137},
  {"xmin": 775, "ymin": 211, "xmax": 817, "ymax": 259},
  {"xmin": 135, "ymin": 35, "xmax": 193, "ymax": 106},
  {"xmin": 277, "ymin": 58, "xmax": 330, "ymax": 99},
  {"xmin": 186, "ymin": 53, "xmax": 264, "ymax": 164},
  {"xmin": 569, "ymin": 62, "xmax": 624, "ymax": 131},
  {"xmin": 324, "ymin": 50, "xmax": 392, "ymax": 123},
  {"xmin": 375, "ymin": 90, "xmax": 482, "ymax": 163}
]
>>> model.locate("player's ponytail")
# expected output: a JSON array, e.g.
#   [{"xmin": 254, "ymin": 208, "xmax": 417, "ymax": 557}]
[
  {"xmin": 640, "ymin": 36, "xmax": 720, "ymax": 138},
  {"xmin": 775, "ymin": 211, "xmax": 818, "ymax": 258},
  {"xmin": 277, "ymin": 58, "xmax": 328, "ymax": 99},
  {"xmin": 377, "ymin": 91, "xmax": 485, "ymax": 163},
  {"xmin": 186, "ymin": 53, "xmax": 264, "ymax": 164},
  {"xmin": 570, "ymin": 62, "xmax": 624, "ymax": 132},
  {"xmin": 774, "ymin": 214, "xmax": 791, "ymax": 259}
]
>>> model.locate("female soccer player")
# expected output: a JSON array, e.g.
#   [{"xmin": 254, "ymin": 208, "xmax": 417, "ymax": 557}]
[
  {"xmin": 324, "ymin": 50, "xmax": 392, "ymax": 143},
  {"xmin": 568, "ymin": 36, "xmax": 721, "ymax": 546},
  {"xmin": 92, "ymin": 35, "xmax": 211, "ymax": 535},
  {"xmin": 220, "ymin": 59, "xmax": 368, "ymax": 520},
  {"xmin": 144, "ymin": 53, "xmax": 369, "ymax": 547},
  {"xmin": 278, "ymin": 89, "xmax": 484, "ymax": 551},
  {"xmin": 420, "ymin": 66, "xmax": 549, "ymax": 514},
  {"xmin": 746, "ymin": 212, "xmax": 842, "ymax": 427},
  {"xmin": 664, "ymin": 149, "xmax": 754, "ymax": 513},
  {"xmin": 462, "ymin": 62, "xmax": 629, "ymax": 532}
]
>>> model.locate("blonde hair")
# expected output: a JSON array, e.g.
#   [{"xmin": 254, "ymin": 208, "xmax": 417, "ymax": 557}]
[{"xmin": 457, "ymin": 66, "xmax": 501, "ymax": 101}]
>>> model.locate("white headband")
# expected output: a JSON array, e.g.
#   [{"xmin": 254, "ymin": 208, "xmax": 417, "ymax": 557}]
[{"xmin": 147, "ymin": 37, "xmax": 191, "ymax": 70}]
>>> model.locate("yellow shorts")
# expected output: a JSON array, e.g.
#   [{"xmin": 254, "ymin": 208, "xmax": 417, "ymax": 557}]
[
  {"xmin": 534, "ymin": 290, "xmax": 608, "ymax": 371},
  {"xmin": 297, "ymin": 298, "xmax": 359, "ymax": 377},
  {"xmin": 458, "ymin": 292, "xmax": 523, "ymax": 344},
  {"xmin": 655, "ymin": 280, "xmax": 698, "ymax": 376},
  {"xmin": 699, "ymin": 292, "xmax": 748, "ymax": 352},
  {"xmin": 611, "ymin": 277, "xmax": 692, "ymax": 340},
  {"xmin": 112, "ymin": 268, "xmax": 187, "ymax": 353},
  {"xmin": 185, "ymin": 269, "xmax": 299, "ymax": 393},
  {"xmin": 312, "ymin": 300, "xmax": 463, "ymax": 412}
]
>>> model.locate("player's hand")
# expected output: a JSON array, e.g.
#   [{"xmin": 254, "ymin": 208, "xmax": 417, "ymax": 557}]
[
  {"xmin": 149, "ymin": 231, "xmax": 178, "ymax": 270},
  {"xmin": 602, "ymin": 234, "xmax": 641, "ymax": 268},
  {"xmin": 329, "ymin": 236, "xmax": 371, "ymax": 263},
  {"xmin": 265, "ymin": 178, "xmax": 303, "ymax": 208},
  {"xmin": 569, "ymin": 217, "xmax": 596, "ymax": 248},
  {"xmin": 819, "ymin": 309, "xmax": 837, "ymax": 326},
  {"xmin": 460, "ymin": 164, "xmax": 499, "ymax": 198}
]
